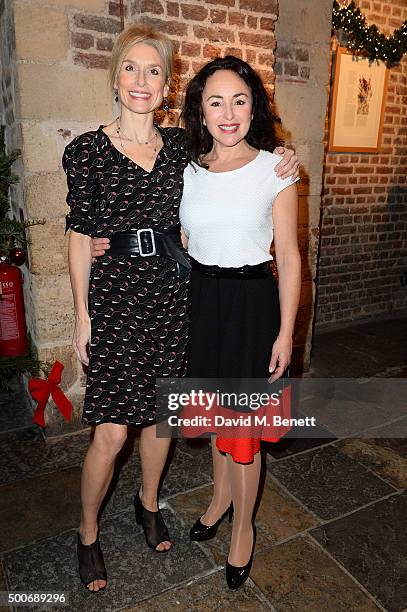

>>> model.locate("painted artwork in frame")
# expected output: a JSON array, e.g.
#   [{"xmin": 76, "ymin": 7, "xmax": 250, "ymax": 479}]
[{"xmin": 328, "ymin": 46, "xmax": 389, "ymax": 152}]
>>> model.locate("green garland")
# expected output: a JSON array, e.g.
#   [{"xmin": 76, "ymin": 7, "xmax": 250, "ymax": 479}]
[
  {"xmin": 0, "ymin": 339, "xmax": 50, "ymax": 392},
  {"xmin": 0, "ymin": 128, "xmax": 47, "ymax": 391},
  {"xmin": 332, "ymin": 1, "xmax": 407, "ymax": 67},
  {"xmin": 0, "ymin": 127, "xmax": 44, "ymax": 257}
]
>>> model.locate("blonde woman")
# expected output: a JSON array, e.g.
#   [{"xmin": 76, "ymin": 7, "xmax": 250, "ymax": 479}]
[{"xmin": 65, "ymin": 24, "xmax": 299, "ymax": 592}]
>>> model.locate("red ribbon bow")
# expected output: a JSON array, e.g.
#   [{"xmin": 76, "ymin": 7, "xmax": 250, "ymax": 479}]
[{"xmin": 29, "ymin": 361, "xmax": 73, "ymax": 427}]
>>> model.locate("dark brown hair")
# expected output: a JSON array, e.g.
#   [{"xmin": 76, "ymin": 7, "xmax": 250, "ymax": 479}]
[{"xmin": 180, "ymin": 56, "xmax": 283, "ymax": 167}]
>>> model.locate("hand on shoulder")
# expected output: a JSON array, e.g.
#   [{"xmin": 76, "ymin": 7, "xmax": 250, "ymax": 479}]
[{"xmin": 272, "ymin": 146, "xmax": 300, "ymax": 181}]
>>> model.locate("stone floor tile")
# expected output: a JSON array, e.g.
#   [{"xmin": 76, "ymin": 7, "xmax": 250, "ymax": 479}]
[
  {"xmin": 0, "ymin": 467, "xmax": 81, "ymax": 553},
  {"xmin": 311, "ymin": 492, "xmax": 407, "ymax": 612},
  {"xmin": 336, "ymin": 438, "xmax": 407, "ymax": 489},
  {"xmin": 373, "ymin": 437, "xmax": 407, "ymax": 458},
  {"xmin": 169, "ymin": 475, "xmax": 319, "ymax": 567},
  {"xmin": 162, "ymin": 439, "xmax": 213, "ymax": 498},
  {"xmin": 0, "ymin": 429, "xmax": 90, "ymax": 486},
  {"xmin": 266, "ymin": 436, "xmax": 336, "ymax": 460},
  {"xmin": 0, "ymin": 560, "xmax": 9, "ymax": 612},
  {"xmin": 106, "ymin": 438, "xmax": 213, "ymax": 515},
  {"xmin": 300, "ymin": 396, "xmax": 396, "ymax": 439},
  {"xmin": 268, "ymin": 444, "xmax": 395, "ymax": 520},
  {"xmin": 251, "ymin": 535, "xmax": 381, "ymax": 611},
  {"xmin": 330, "ymin": 378, "xmax": 407, "ymax": 422},
  {"xmin": 3, "ymin": 509, "xmax": 213, "ymax": 611},
  {"xmin": 0, "ymin": 428, "xmax": 43, "ymax": 485},
  {"xmin": 311, "ymin": 317, "xmax": 407, "ymax": 378},
  {"xmin": 128, "ymin": 570, "xmax": 269, "ymax": 611},
  {"xmin": 169, "ymin": 484, "xmax": 232, "ymax": 566},
  {"xmin": 0, "ymin": 387, "xmax": 33, "ymax": 433},
  {"xmin": 256, "ymin": 475, "xmax": 320, "ymax": 543},
  {"xmin": 367, "ymin": 418, "xmax": 407, "ymax": 439},
  {"xmin": 0, "ymin": 560, "xmax": 6, "ymax": 589}
]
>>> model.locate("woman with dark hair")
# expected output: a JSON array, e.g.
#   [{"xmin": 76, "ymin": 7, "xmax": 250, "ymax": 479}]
[
  {"xmin": 179, "ymin": 56, "xmax": 301, "ymax": 589},
  {"xmin": 183, "ymin": 55, "xmax": 285, "ymax": 166}
]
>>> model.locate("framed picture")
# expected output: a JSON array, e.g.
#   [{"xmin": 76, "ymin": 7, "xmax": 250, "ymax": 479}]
[{"xmin": 328, "ymin": 46, "xmax": 389, "ymax": 152}]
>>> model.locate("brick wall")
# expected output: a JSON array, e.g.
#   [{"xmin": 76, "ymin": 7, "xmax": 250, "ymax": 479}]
[
  {"xmin": 70, "ymin": 0, "xmax": 280, "ymax": 108},
  {"xmin": 316, "ymin": 0, "xmax": 407, "ymax": 328},
  {"xmin": 4, "ymin": 0, "xmax": 333, "ymax": 429},
  {"xmin": 271, "ymin": 1, "xmax": 334, "ymax": 370},
  {"xmin": 0, "ymin": 0, "xmax": 36, "ymax": 333},
  {"xmin": 68, "ymin": 0, "xmax": 333, "ymax": 375},
  {"xmin": 0, "ymin": 0, "xmax": 20, "ymax": 219},
  {"xmin": 6, "ymin": 0, "xmax": 285, "ymax": 430},
  {"xmin": 274, "ymin": 41, "xmax": 311, "ymax": 82},
  {"xmin": 0, "ymin": 2, "xmax": 16, "ymax": 132}
]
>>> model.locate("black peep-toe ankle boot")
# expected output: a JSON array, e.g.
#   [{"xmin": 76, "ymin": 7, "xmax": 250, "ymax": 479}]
[
  {"xmin": 134, "ymin": 492, "xmax": 171, "ymax": 553},
  {"xmin": 77, "ymin": 531, "xmax": 107, "ymax": 592}
]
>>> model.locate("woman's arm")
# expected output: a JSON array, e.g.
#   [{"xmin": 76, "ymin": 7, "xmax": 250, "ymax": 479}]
[
  {"xmin": 269, "ymin": 183, "xmax": 301, "ymax": 381},
  {"xmin": 68, "ymin": 231, "xmax": 92, "ymax": 366},
  {"xmin": 62, "ymin": 133, "xmax": 98, "ymax": 365},
  {"xmin": 180, "ymin": 226, "xmax": 189, "ymax": 250},
  {"xmin": 273, "ymin": 146, "xmax": 300, "ymax": 180}
]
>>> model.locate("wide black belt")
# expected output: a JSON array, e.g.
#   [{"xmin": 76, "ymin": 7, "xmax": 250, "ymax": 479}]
[
  {"xmin": 190, "ymin": 257, "xmax": 271, "ymax": 279},
  {"xmin": 109, "ymin": 225, "xmax": 191, "ymax": 279}
]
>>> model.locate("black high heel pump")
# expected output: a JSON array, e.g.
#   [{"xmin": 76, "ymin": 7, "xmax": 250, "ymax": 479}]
[
  {"xmin": 134, "ymin": 491, "xmax": 171, "ymax": 553},
  {"xmin": 190, "ymin": 504, "xmax": 233, "ymax": 542},
  {"xmin": 226, "ymin": 524, "xmax": 256, "ymax": 590}
]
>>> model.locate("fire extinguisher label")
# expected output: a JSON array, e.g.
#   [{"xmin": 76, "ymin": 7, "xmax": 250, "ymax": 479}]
[{"xmin": 0, "ymin": 293, "xmax": 19, "ymax": 341}]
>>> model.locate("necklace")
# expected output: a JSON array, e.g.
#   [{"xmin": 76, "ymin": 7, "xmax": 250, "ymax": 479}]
[
  {"xmin": 116, "ymin": 120, "xmax": 159, "ymax": 168},
  {"xmin": 115, "ymin": 118, "xmax": 157, "ymax": 145}
]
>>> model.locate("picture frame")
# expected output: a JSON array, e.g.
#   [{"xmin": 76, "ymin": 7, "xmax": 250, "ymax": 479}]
[{"xmin": 328, "ymin": 46, "xmax": 389, "ymax": 153}]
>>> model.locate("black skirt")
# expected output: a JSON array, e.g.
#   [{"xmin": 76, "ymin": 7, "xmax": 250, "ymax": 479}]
[
  {"xmin": 186, "ymin": 260, "xmax": 288, "ymax": 463},
  {"xmin": 188, "ymin": 263, "xmax": 281, "ymax": 379}
]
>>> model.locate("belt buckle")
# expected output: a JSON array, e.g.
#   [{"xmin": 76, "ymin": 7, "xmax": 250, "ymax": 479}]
[{"xmin": 136, "ymin": 228, "xmax": 156, "ymax": 257}]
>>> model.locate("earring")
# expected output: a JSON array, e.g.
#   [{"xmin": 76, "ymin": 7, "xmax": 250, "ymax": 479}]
[
  {"xmin": 162, "ymin": 97, "xmax": 170, "ymax": 112},
  {"xmin": 114, "ymin": 90, "xmax": 119, "ymax": 103}
]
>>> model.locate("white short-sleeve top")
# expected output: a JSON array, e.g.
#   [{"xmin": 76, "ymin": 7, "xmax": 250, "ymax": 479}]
[{"xmin": 179, "ymin": 149, "xmax": 300, "ymax": 268}]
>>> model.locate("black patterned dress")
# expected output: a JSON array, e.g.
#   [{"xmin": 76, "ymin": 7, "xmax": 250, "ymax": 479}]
[{"xmin": 62, "ymin": 126, "xmax": 189, "ymax": 426}]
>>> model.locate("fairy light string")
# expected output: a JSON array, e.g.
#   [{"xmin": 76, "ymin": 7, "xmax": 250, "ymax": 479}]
[{"xmin": 332, "ymin": 0, "xmax": 407, "ymax": 66}]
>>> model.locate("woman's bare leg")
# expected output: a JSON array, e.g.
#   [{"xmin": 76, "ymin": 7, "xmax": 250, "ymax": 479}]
[
  {"xmin": 139, "ymin": 423, "xmax": 172, "ymax": 551},
  {"xmin": 200, "ymin": 436, "xmax": 232, "ymax": 525},
  {"xmin": 227, "ymin": 451, "xmax": 261, "ymax": 566},
  {"xmin": 79, "ymin": 422, "xmax": 128, "ymax": 591}
]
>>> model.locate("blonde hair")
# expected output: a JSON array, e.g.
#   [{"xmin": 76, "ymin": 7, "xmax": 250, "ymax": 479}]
[{"xmin": 108, "ymin": 24, "xmax": 174, "ymax": 90}]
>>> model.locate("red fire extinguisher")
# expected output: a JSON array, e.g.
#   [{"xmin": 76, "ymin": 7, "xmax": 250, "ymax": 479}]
[{"xmin": 0, "ymin": 262, "xmax": 28, "ymax": 357}]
